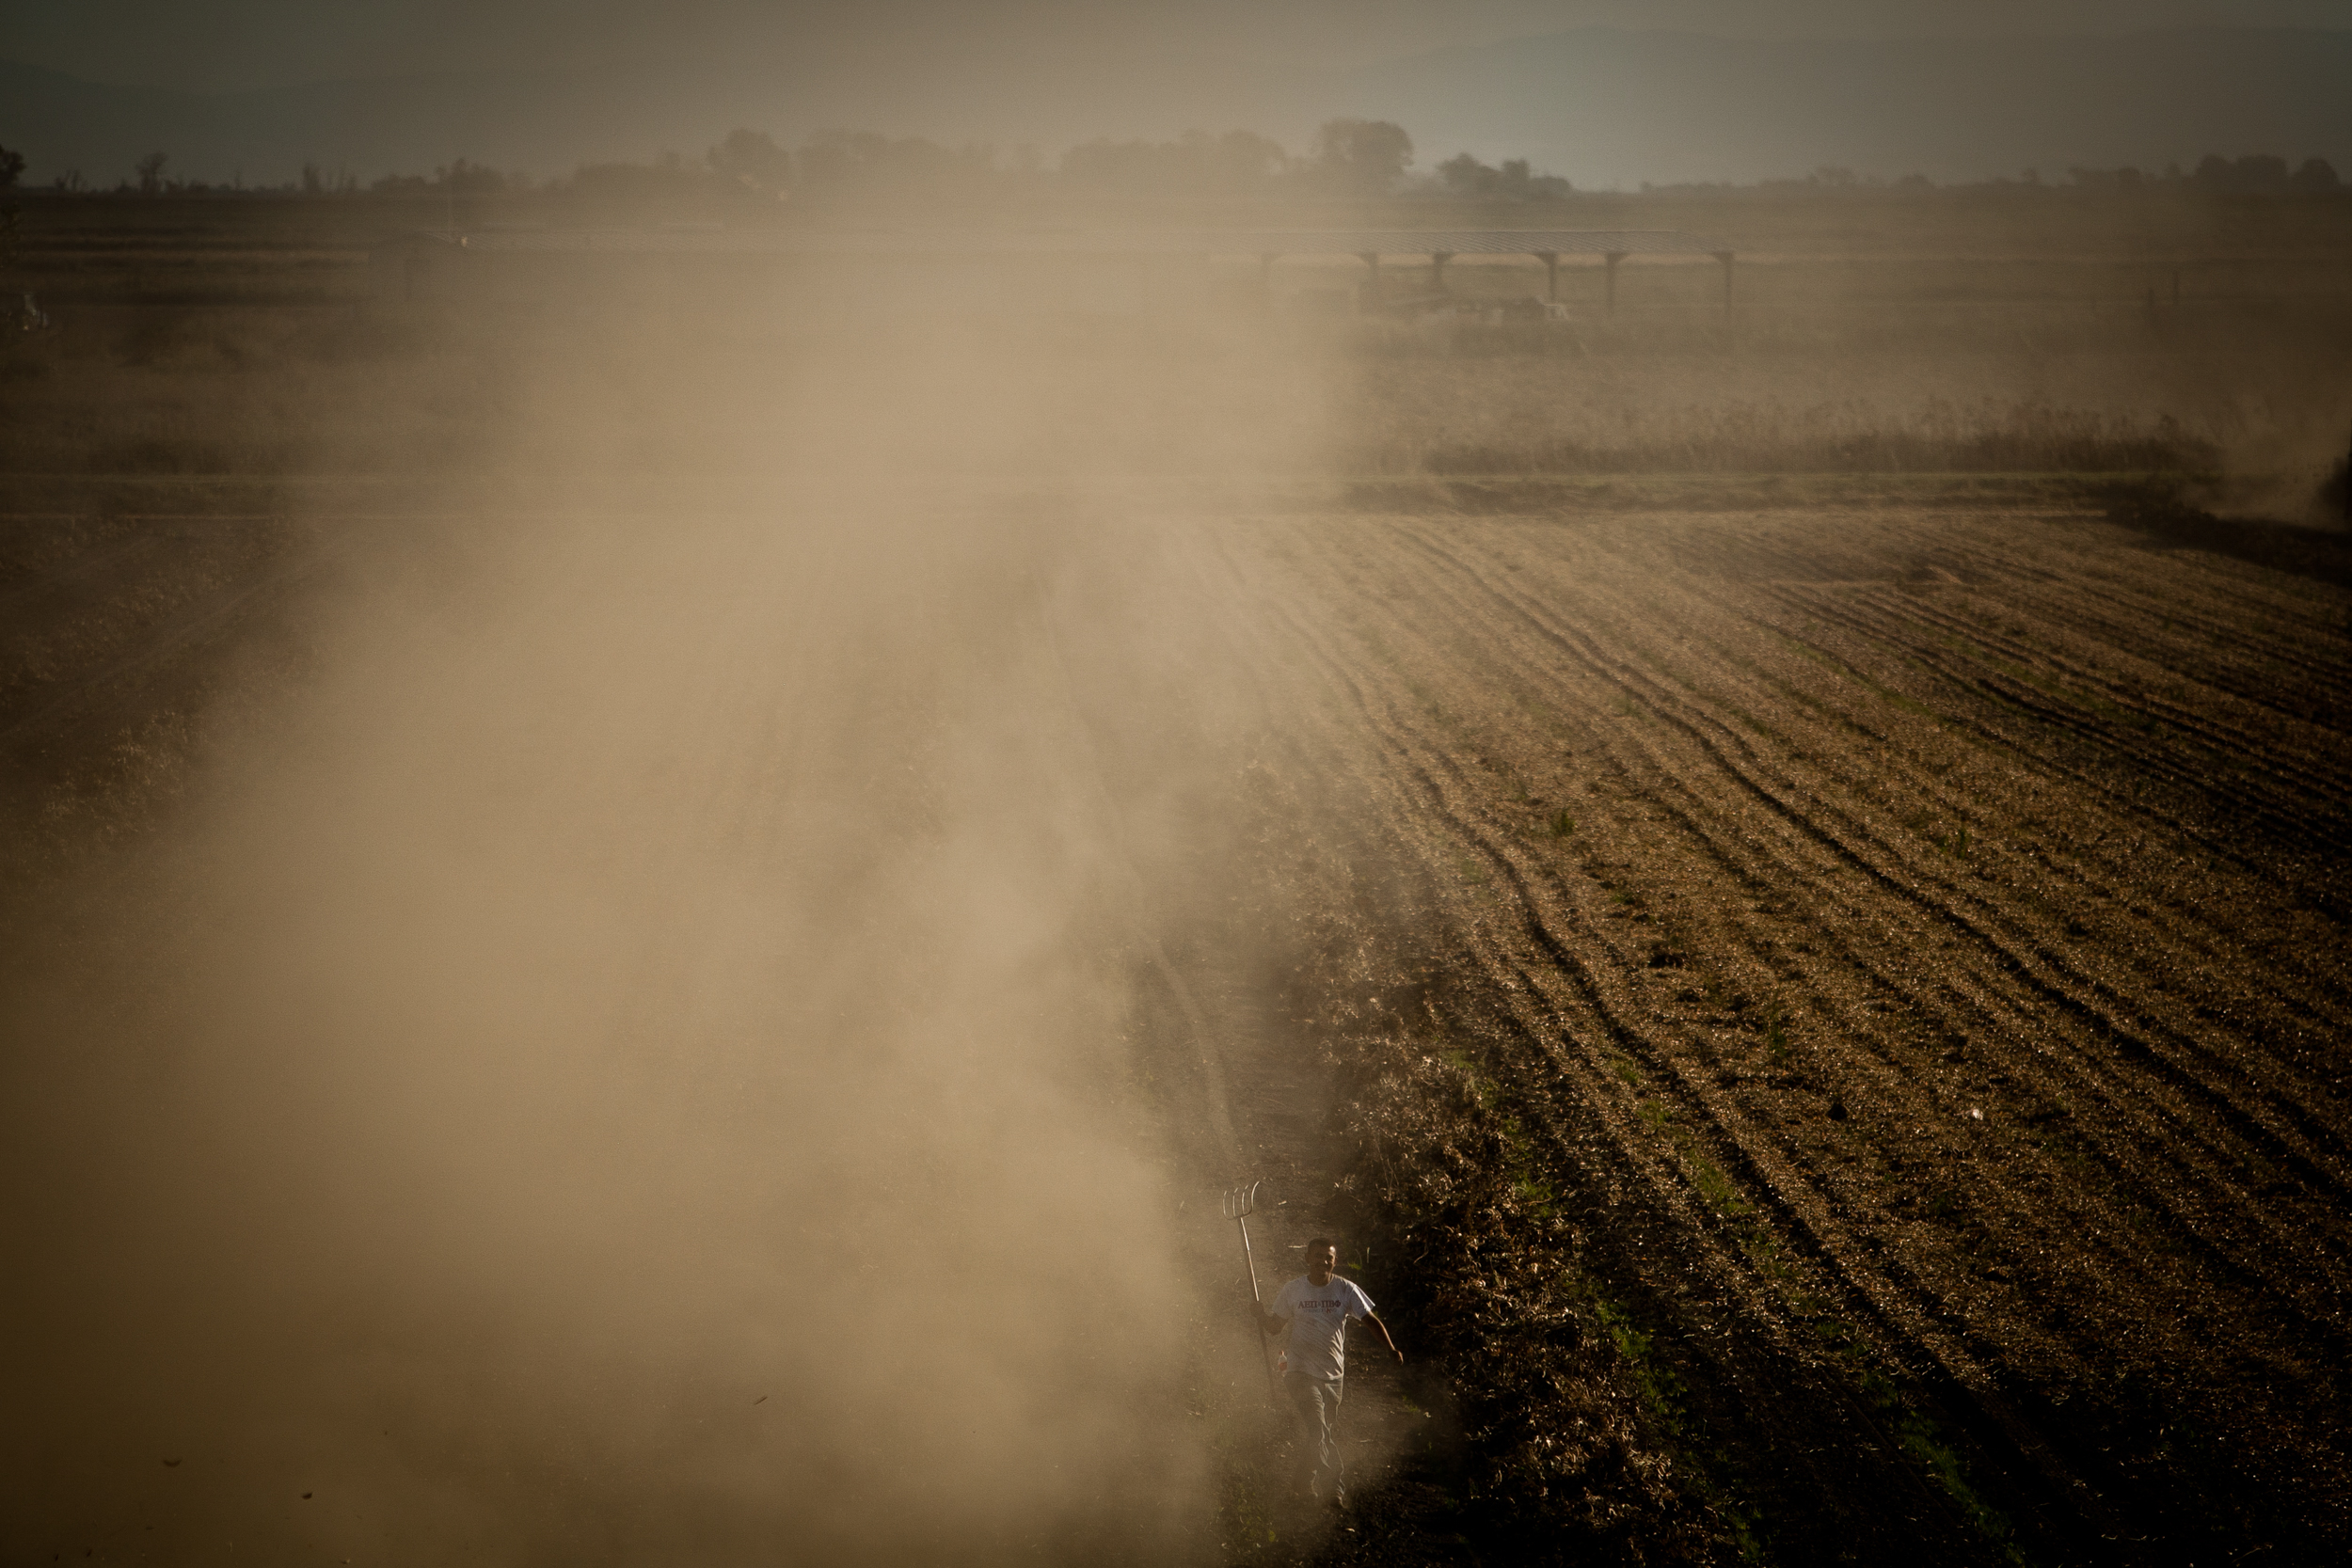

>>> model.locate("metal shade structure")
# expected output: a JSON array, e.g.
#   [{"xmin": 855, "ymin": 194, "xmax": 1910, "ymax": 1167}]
[
  {"xmin": 378, "ymin": 227, "xmax": 1734, "ymax": 309},
  {"xmin": 445, "ymin": 226, "xmax": 1723, "ymax": 256}
]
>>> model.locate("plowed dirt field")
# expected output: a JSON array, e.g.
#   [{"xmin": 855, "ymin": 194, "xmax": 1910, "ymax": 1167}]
[
  {"xmin": 5, "ymin": 490, "xmax": 2346, "ymax": 1566},
  {"xmin": 1193, "ymin": 497, "xmax": 2352, "ymax": 1566}
]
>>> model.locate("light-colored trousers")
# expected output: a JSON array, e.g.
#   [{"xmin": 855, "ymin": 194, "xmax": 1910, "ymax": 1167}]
[{"xmin": 1283, "ymin": 1370, "xmax": 1345, "ymax": 1496}]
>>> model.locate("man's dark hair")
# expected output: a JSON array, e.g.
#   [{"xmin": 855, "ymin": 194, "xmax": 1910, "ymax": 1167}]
[{"xmin": 1306, "ymin": 1236, "xmax": 1334, "ymax": 1257}]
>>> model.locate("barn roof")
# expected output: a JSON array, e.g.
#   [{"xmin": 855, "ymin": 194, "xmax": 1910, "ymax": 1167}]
[{"xmin": 418, "ymin": 227, "xmax": 1729, "ymax": 258}]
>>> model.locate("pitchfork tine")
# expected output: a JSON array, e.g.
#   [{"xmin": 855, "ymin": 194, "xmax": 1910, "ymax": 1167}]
[{"xmin": 1222, "ymin": 1180, "xmax": 1280, "ymax": 1406}]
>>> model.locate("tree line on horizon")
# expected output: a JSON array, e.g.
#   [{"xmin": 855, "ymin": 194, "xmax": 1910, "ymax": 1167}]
[
  {"xmin": 2, "ymin": 129, "xmax": 2342, "ymax": 204},
  {"xmin": 408, "ymin": 120, "xmax": 1438, "ymax": 203}
]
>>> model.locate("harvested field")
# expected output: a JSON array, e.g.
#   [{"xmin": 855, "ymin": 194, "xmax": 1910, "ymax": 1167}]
[
  {"xmin": 1193, "ymin": 494, "xmax": 2352, "ymax": 1564},
  {"xmin": 2, "ymin": 483, "xmax": 2348, "ymax": 1564},
  {"xmin": 7, "ymin": 183, "xmax": 2352, "ymax": 1564}
]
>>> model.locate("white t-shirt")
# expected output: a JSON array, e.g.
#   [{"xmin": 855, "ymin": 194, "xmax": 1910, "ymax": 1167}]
[{"xmin": 1272, "ymin": 1273, "xmax": 1375, "ymax": 1380}]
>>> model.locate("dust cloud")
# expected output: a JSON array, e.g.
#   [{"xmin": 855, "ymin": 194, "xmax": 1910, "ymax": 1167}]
[
  {"xmin": 7, "ymin": 135, "xmax": 2349, "ymax": 1568},
  {"xmin": 0, "ymin": 310, "xmax": 1326, "ymax": 1561}
]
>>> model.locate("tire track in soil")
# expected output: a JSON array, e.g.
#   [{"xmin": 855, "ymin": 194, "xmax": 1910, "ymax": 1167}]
[
  {"xmin": 1543, "ymin": 526, "xmax": 2352, "ymax": 1203},
  {"xmin": 1299, "ymin": 526, "xmax": 2053, "ymax": 1356},
  {"xmin": 1773, "ymin": 539, "xmax": 2352, "ymax": 807},
  {"xmin": 1675, "ymin": 571, "xmax": 2352, "ymax": 1132},
  {"xmin": 1232, "ymin": 521, "xmax": 2092, "ymax": 1565},
  {"xmin": 1740, "ymin": 585, "xmax": 2352, "ymax": 1177},
  {"xmin": 1439, "ymin": 515, "xmax": 2343, "ymax": 1532},
  {"xmin": 1382, "ymin": 519, "xmax": 2352, "ymax": 1251},
  {"xmin": 1781, "ymin": 587, "xmax": 2352, "ymax": 860},
  {"xmin": 1232, "ymin": 508, "xmax": 2350, "ymax": 1561},
  {"xmin": 1268, "ymin": 695, "xmax": 1986, "ymax": 1558},
  {"xmin": 1937, "ymin": 527, "xmax": 2352, "ymax": 713},
  {"xmin": 1345, "ymin": 524, "xmax": 2333, "ymax": 1382},
  {"xmin": 1741, "ymin": 594, "xmax": 2352, "ymax": 956},
  {"xmin": 1391, "ymin": 531, "xmax": 2352, "ymax": 1403},
  {"xmin": 1760, "ymin": 579, "xmax": 2352, "ymax": 1035},
  {"xmin": 1834, "ymin": 583, "xmax": 2352, "ymax": 818}
]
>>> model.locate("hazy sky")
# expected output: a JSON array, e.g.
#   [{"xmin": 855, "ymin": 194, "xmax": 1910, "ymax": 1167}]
[
  {"xmin": 5, "ymin": 1, "xmax": 2347, "ymax": 183},
  {"xmin": 8, "ymin": 0, "xmax": 2352, "ymax": 89}
]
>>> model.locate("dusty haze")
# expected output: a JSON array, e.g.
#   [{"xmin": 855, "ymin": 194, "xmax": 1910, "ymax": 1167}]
[
  {"xmin": 0, "ymin": 319, "xmax": 1343, "ymax": 1561},
  {"xmin": 4, "ymin": 87, "xmax": 2351, "ymax": 1565}
]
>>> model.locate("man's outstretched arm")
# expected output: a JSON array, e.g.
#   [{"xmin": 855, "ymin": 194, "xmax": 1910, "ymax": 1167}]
[{"xmin": 1362, "ymin": 1312, "xmax": 1404, "ymax": 1362}]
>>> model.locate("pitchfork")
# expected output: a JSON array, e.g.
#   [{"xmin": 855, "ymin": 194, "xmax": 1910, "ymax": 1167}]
[{"xmin": 1222, "ymin": 1180, "xmax": 1281, "ymax": 1405}]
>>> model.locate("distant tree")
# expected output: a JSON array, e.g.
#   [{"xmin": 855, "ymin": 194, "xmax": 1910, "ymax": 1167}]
[
  {"xmin": 1437, "ymin": 151, "xmax": 1568, "ymax": 199},
  {"xmin": 1311, "ymin": 119, "xmax": 1412, "ymax": 195},
  {"xmin": 1198, "ymin": 129, "xmax": 1290, "ymax": 190},
  {"xmin": 794, "ymin": 130, "xmax": 968, "ymax": 196},
  {"xmin": 1060, "ymin": 128, "xmax": 1289, "ymax": 196},
  {"xmin": 798, "ymin": 130, "xmax": 889, "ymax": 187},
  {"xmin": 1059, "ymin": 137, "xmax": 1157, "ymax": 190},
  {"xmin": 363, "ymin": 159, "xmax": 519, "ymax": 198},
  {"xmin": 301, "ymin": 162, "xmax": 325, "ymax": 196},
  {"xmin": 0, "ymin": 144, "xmax": 24, "ymax": 190},
  {"xmin": 436, "ymin": 158, "xmax": 514, "ymax": 196},
  {"xmin": 1504, "ymin": 158, "xmax": 1571, "ymax": 198},
  {"xmin": 707, "ymin": 128, "xmax": 791, "ymax": 192},
  {"xmin": 1438, "ymin": 152, "xmax": 1499, "ymax": 197},
  {"xmin": 135, "ymin": 151, "xmax": 167, "ymax": 195},
  {"xmin": 2235, "ymin": 153, "xmax": 2290, "ymax": 191},
  {"xmin": 2194, "ymin": 153, "xmax": 2296, "ymax": 193},
  {"xmin": 2290, "ymin": 157, "xmax": 2340, "ymax": 192},
  {"xmin": 565, "ymin": 159, "xmax": 707, "ymax": 199},
  {"xmin": 2066, "ymin": 166, "xmax": 2144, "ymax": 192}
]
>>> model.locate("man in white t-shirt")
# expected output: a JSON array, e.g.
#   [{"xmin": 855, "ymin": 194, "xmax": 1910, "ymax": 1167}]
[{"xmin": 1261, "ymin": 1237, "xmax": 1402, "ymax": 1505}]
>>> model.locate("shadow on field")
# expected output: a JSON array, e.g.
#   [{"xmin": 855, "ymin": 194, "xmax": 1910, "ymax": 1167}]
[{"xmin": 2102, "ymin": 477, "xmax": 2352, "ymax": 589}]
